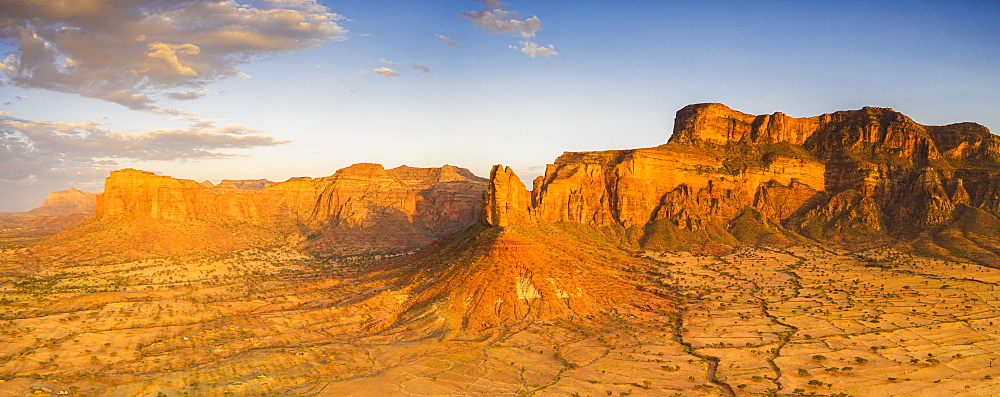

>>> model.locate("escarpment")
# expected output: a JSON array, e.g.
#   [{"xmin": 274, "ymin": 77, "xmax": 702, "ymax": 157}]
[
  {"xmin": 484, "ymin": 103, "xmax": 1000, "ymax": 265},
  {"xmin": 42, "ymin": 164, "xmax": 488, "ymax": 259}
]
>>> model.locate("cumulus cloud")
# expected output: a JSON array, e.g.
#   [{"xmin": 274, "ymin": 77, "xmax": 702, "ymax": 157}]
[
  {"xmin": 435, "ymin": 34, "xmax": 459, "ymax": 47},
  {"xmin": 0, "ymin": 0, "xmax": 348, "ymax": 112},
  {"xmin": 459, "ymin": 0, "xmax": 556, "ymax": 57},
  {"xmin": 412, "ymin": 64, "xmax": 430, "ymax": 73},
  {"xmin": 516, "ymin": 41, "xmax": 558, "ymax": 58},
  {"xmin": 379, "ymin": 58, "xmax": 397, "ymax": 66},
  {"xmin": 372, "ymin": 67, "xmax": 398, "ymax": 77}
]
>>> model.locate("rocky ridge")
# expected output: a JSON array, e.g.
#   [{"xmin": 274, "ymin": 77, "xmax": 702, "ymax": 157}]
[
  {"xmin": 41, "ymin": 164, "xmax": 488, "ymax": 259},
  {"xmin": 374, "ymin": 102, "xmax": 1000, "ymax": 335},
  {"xmin": 485, "ymin": 103, "xmax": 1000, "ymax": 265}
]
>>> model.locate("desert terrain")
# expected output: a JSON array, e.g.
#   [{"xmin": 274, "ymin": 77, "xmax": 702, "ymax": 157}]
[
  {"xmin": 3, "ymin": 103, "xmax": 1000, "ymax": 396},
  {"xmin": 3, "ymin": 0, "xmax": 996, "ymax": 394},
  {"xmin": 1, "ymin": 243, "xmax": 997, "ymax": 396}
]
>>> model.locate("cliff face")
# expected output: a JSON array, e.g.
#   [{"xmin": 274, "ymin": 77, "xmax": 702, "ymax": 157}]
[
  {"xmin": 483, "ymin": 165, "xmax": 532, "ymax": 227},
  {"xmin": 65, "ymin": 164, "xmax": 487, "ymax": 258},
  {"xmin": 528, "ymin": 146, "xmax": 826, "ymax": 230},
  {"xmin": 670, "ymin": 103, "xmax": 820, "ymax": 145},
  {"xmin": 96, "ymin": 164, "xmax": 486, "ymax": 228},
  {"xmin": 487, "ymin": 103, "xmax": 1000, "ymax": 264}
]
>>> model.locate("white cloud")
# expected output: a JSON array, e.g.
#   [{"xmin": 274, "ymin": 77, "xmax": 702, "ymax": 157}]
[
  {"xmin": 165, "ymin": 89, "xmax": 215, "ymax": 101},
  {"xmin": 460, "ymin": 9, "xmax": 541, "ymax": 38},
  {"xmin": 412, "ymin": 64, "xmax": 430, "ymax": 73},
  {"xmin": 0, "ymin": 0, "xmax": 348, "ymax": 112},
  {"xmin": 372, "ymin": 67, "xmax": 399, "ymax": 77},
  {"xmin": 379, "ymin": 58, "xmax": 397, "ymax": 66},
  {"xmin": 257, "ymin": 0, "xmax": 330, "ymax": 14},
  {"xmin": 0, "ymin": 113, "xmax": 288, "ymax": 187},
  {"xmin": 435, "ymin": 34, "xmax": 459, "ymax": 47},
  {"xmin": 459, "ymin": 1, "xmax": 556, "ymax": 58},
  {"xmin": 516, "ymin": 41, "xmax": 558, "ymax": 58}
]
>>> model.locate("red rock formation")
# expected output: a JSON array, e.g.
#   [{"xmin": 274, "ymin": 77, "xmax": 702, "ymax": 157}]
[
  {"xmin": 928, "ymin": 122, "xmax": 1000, "ymax": 164},
  {"xmin": 95, "ymin": 165, "xmax": 486, "ymax": 228},
  {"xmin": 670, "ymin": 103, "xmax": 820, "ymax": 145},
  {"xmin": 753, "ymin": 180, "xmax": 820, "ymax": 221},
  {"xmin": 484, "ymin": 103, "xmax": 1000, "ymax": 262},
  {"xmin": 56, "ymin": 164, "xmax": 487, "ymax": 258},
  {"xmin": 483, "ymin": 165, "xmax": 531, "ymax": 227}
]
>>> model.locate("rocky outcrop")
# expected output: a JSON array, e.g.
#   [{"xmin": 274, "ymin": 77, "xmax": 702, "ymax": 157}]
[
  {"xmin": 63, "ymin": 164, "xmax": 488, "ymax": 257},
  {"xmin": 483, "ymin": 165, "xmax": 531, "ymax": 227},
  {"xmin": 928, "ymin": 122, "xmax": 1000, "ymax": 164},
  {"xmin": 670, "ymin": 103, "xmax": 820, "ymax": 145},
  {"xmin": 527, "ymin": 147, "xmax": 824, "ymax": 231},
  {"xmin": 805, "ymin": 107, "xmax": 941, "ymax": 163},
  {"xmin": 669, "ymin": 103, "xmax": 966, "ymax": 164},
  {"xmin": 788, "ymin": 190, "xmax": 884, "ymax": 241},
  {"xmin": 96, "ymin": 165, "xmax": 486, "ymax": 228},
  {"xmin": 485, "ymin": 103, "xmax": 1000, "ymax": 262},
  {"xmin": 491, "ymin": 135, "xmax": 828, "ymax": 249}
]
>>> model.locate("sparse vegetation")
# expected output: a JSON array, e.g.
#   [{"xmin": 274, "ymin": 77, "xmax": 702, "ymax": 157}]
[{"xmin": 0, "ymin": 243, "xmax": 996, "ymax": 395}]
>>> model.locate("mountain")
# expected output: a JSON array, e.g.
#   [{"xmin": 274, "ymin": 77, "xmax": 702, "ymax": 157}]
[
  {"xmin": 369, "ymin": 165, "xmax": 664, "ymax": 337},
  {"xmin": 369, "ymin": 102, "xmax": 1000, "ymax": 335},
  {"xmin": 478, "ymin": 103, "xmax": 1000, "ymax": 263},
  {"xmin": 34, "ymin": 164, "xmax": 487, "ymax": 261},
  {"xmin": 27, "ymin": 187, "xmax": 97, "ymax": 216},
  {"xmin": 0, "ymin": 188, "xmax": 97, "ymax": 244}
]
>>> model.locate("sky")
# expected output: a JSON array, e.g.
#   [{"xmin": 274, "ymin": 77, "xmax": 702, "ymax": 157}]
[{"xmin": 1, "ymin": 0, "xmax": 998, "ymax": 211}]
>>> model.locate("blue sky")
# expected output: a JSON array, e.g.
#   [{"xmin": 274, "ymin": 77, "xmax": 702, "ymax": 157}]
[{"xmin": 1, "ymin": 0, "xmax": 998, "ymax": 211}]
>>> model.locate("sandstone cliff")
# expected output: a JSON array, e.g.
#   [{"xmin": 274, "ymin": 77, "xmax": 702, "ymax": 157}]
[
  {"xmin": 43, "ymin": 164, "xmax": 487, "ymax": 259},
  {"xmin": 485, "ymin": 103, "xmax": 1000, "ymax": 264}
]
